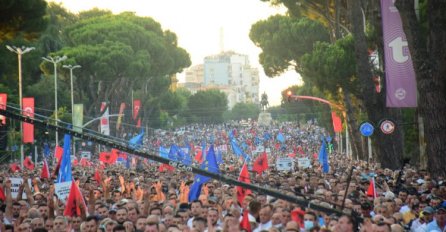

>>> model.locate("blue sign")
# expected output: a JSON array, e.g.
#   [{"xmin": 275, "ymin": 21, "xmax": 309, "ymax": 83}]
[{"xmin": 359, "ymin": 122, "xmax": 374, "ymax": 137}]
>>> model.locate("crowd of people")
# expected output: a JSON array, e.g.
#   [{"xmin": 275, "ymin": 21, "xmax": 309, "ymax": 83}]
[{"xmin": 0, "ymin": 121, "xmax": 445, "ymax": 232}]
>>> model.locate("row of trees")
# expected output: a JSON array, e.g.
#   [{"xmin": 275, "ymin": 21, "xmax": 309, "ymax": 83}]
[
  {"xmin": 0, "ymin": 2, "xmax": 264, "ymax": 151},
  {"xmin": 252, "ymin": 0, "xmax": 446, "ymax": 175}
]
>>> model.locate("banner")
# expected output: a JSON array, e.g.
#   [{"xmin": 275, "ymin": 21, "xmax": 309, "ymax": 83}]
[
  {"xmin": 73, "ymin": 104, "xmax": 83, "ymax": 133},
  {"xmin": 100, "ymin": 102, "xmax": 109, "ymax": 135},
  {"xmin": 0, "ymin": 93, "xmax": 6, "ymax": 124},
  {"xmin": 331, "ymin": 112, "xmax": 342, "ymax": 133},
  {"xmin": 133, "ymin": 100, "xmax": 140, "ymax": 120},
  {"xmin": 381, "ymin": 0, "xmax": 417, "ymax": 107},
  {"xmin": 116, "ymin": 103, "xmax": 125, "ymax": 130},
  {"xmin": 276, "ymin": 157, "xmax": 294, "ymax": 171},
  {"xmin": 22, "ymin": 97, "xmax": 34, "ymax": 143},
  {"xmin": 55, "ymin": 181, "xmax": 72, "ymax": 203},
  {"xmin": 9, "ymin": 177, "xmax": 32, "ymax": 199}
]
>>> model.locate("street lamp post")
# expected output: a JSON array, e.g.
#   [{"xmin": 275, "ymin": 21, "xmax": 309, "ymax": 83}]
[
  {"xmin": 62, "ymin": 64, "xmax": 81, "ymax": 156},
  {"xmin": 62, "ymin": 65, "xmax": 81, "ymax": 120},
  {"xmin": 42, "ymin": 55, "xmax": 67, "ymax": 147},
  {"xmin": 6, "ymin": 45, "xmax": 35, "ymax": 168}
]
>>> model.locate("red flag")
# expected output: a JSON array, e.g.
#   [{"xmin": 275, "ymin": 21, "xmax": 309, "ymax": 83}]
[
  {"xmin": 23, "ymin": 156, "xmax": 35, "ymax": 170},
  {"xmin": 240, "ymin": 210, "xmax": 251, "ymax": 232},
  {"xmin": 22, "ymin": 97, "xmax": 34, "ymax": 143},
  {"xmin": 52, "ymin": 155, "xmax": 63, "ymax": 178},
  {"xmin": 0, "ymin": 186, "xmax": 6, "ymax": 201},
  {"xmin": 113, "ymin": 149, "xmax": 127, "ymax": 160},
  {"xmin": 194, "ymin": 149, "xmax": 203, "ymax": 163},
  {"xmin": 288, "ymin": 153, "xmax": 296, "ymax": 158},
  {"xmin": 237, "ymin": 163, "xmax": 252, "ymax": 205},
  {"xmin": 367, "ymin": 177, "xmax": 377, "ymax": 198},
  {"xmin": 94, "ymin": 170, "xmax": 102, "ymax": 184},
  {"xmin": 80, "ymin": 158, "xmax": 91, "ymax": 167},
  {"xmin": 99, "ymin": 152, "xmax": 117, "ymax": 164},
  {"xmin": 331, "ymin": 112, "xmax": 343, "ymax": 133},
  {"xmin": 64, "ymin": 181, "xmax": 86, "ymax": 217},
  {"xmin": 0, "ymin": 93, "xmax": 7, "ymax": 124},
  {"xmin": 40, "ymin": 158, "xmax": 50, "ymax": 179},
  {"xmin": 291, "ymin": 208, "xmax": 305, "ymax": 228},
  {"xmin": 10, "ymin": 163, "xmax": 21, "ymax": 172},
  {"xmin": 158, "ymin": 163, "xmax": 175, "ymax": 172},
  {"xmin": 252, "ymin": 152, "xmax": 268, "ymax": 174},
  {"xmin": 55, "ymin": 146, "xmax": 63, "ymax": 161}
]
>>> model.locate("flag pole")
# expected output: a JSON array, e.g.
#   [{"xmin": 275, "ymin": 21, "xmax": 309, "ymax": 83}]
[{"xmin": 341, "ymin": 166, "xmax": 355, "ymax": 210}]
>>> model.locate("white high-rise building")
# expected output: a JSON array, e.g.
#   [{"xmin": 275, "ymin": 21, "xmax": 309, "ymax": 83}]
[{"xmin": 181, "ymin": 51, "xmax": 259, "ymax": 109}]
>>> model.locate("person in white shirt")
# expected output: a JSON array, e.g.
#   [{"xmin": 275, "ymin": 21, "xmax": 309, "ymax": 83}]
[{"xmin": 253, "ymin": 205, "xmax": 273, "ymax": 232}]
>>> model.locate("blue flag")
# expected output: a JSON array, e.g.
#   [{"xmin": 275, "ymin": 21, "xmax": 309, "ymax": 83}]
[
  {"xmin": 126, "ymin": 154, "xmax": 131, "ymax": 169},
  {"xmin": 188, "ymin": 145, "xmax": 219, "ymax": 201},
  {"xmin": 319, "ymin": 140, "xmax": 329, "ymax": 173},
  {"xmin": 276, "ymin": 132, "xmax": 285, "ymax": 143},
  {"xmin": 43, "ymin": 143, "xmax": 50, "ymax": 158},
  {"xmin": 57, "ymin": 134, "xmax": 72, "ymax": 183},
  {"xmin": 230, "ymin": 139, "xmax": 243, "ymax": 157},
  {"xmin": 159, "ymin": 146, "xmax": 169, "ymax": 159},
  {"xmin": 216, "ymin": 149, "xmax": 223, "ymax": 165},
  {"xmin": 181, "ymin": 148, "xmax": 192, "ymax": 166},
  {"xmin": 129, "ymin": 130, "xmax": 144, "ymax": 149},
  {"xmin": 263, "ymin": 132, "xmax": 271, "ymax": 141},
  {"xmin": 168, "ymin": 144, "xmax": 180, "ymax": 161}
]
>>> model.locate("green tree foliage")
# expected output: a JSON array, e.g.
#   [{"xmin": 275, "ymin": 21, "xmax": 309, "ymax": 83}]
[
  {"xmin": 250, "ymin": 15, "xmax": 330, "ymax": 76},
  {"xmin": 227, "ymin": 103, "xmax": 261, "ymax": 121},
  {"xmin": 187, "ymin": 89, "xmax": 228, "ymax": 124},
  {"xmin": 38, "ymin": 11, "xmax": 191, "ymax": 128},
  {"xmin": 0, "ymin": 0, "xmax": 48, "ymax": 42},
  {"xmin": 300, "ymin": 35, "xmax": 358, "ymax": 96}
]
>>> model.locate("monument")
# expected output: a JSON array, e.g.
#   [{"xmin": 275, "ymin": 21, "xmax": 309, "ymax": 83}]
[{"xmin": 258, "ymin": 92, "xmax": 272, "ymax": 126}]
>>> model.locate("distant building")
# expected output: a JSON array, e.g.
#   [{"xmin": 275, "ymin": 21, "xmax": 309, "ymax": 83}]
[{"xmin": 180, "ymin": 51, "xmax": 259, "ymax": 109}]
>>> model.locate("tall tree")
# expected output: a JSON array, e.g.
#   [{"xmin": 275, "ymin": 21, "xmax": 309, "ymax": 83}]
[
  {"xmin": 187, "ymin": 89, "xmax": 228, "ymax": 124},
  {"xmin": 396, "ymin": 0, "xmax": 446, "ymax": 176},
  {"xmin": 0, "ymin": 0, "xmax": 48, "ymax": 42},
  {"xmin": 349, "ymin": 0, "xmax": 403, "ymax": 169},
  {"xmin": 38, "ymin": 11, "xmax": 191, "ymax": 129}
]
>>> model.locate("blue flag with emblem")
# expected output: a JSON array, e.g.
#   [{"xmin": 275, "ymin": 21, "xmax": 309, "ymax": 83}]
[
  {"xmin": 57, "ymin": 134, "xmax": 72, "ymax": 183},
  {"xmin": 188, "ymin": 144, "xmax": 219, "ymax": 201}
]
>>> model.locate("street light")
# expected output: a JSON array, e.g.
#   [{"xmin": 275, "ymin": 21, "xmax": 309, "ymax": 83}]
[
  {"xmin": 42, "ymin": 55, "xmax": 67, "ymax": 147},
  {"xmin": 62, "ymin": 64, "xmax": 81, "ymax": 157},
  {"xmin": 62, "ymin": 64, "xmax": 81, "ymax": 120},
  {"xmin": 6, "ymin": 45, "xmax": 35, "ymax": 168}
]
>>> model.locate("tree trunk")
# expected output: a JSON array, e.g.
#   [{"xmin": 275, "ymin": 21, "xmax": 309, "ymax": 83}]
[
  {"xmin": 396, "ymin": 0, "xmax": 446, "ymax": 176},
  {"xmin": 343, "ymin": 90, "xmax": 364, "ymax": 160},
  {"xmin": 349, "ymin": 0, "xmax": 403, "ymax": 169}
]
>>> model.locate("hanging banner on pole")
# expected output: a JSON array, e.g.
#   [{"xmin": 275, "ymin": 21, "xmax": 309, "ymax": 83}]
[
  {"xmin": 22, "ymin": 97, "xmax": 34, "ymax": 143},
  {"xmin": 133, "ymin": 100, "xmax": 141, "ymax": 128},
  {"xmin": 381, "ymin": 0, "xmax": 417, "ymax": 107},
  {"xmin": 0, "ymin": 93, "xmax": 7, "ymax": 124},
  {"xmin": 331, "ymin": 112, "xmax": 342, "ymax": 133},
  {"xmin": 116, "ymin": 103, "xmax": 125, "ymax": 130},
  {"xmin": 100, "ymin": 102, "xmax": 110, "ymax": 136},
  {"xmin": 73, "ymin": 104, "xmax": 83, "ymax": 133}
]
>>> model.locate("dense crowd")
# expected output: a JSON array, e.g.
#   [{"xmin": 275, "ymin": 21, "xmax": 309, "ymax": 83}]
[{"xmin": 0, "ymin": 121, "xmax": 445, "ymax": 232}]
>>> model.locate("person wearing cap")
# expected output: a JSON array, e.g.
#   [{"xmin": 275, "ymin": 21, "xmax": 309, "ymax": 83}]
[
  {"xmin": 410, "ymin": 206, "xmax": 435, "ymax": 232},
  {"xmin": 425, "ymin": 204, "xmax": 446, "ymax": 232}
]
